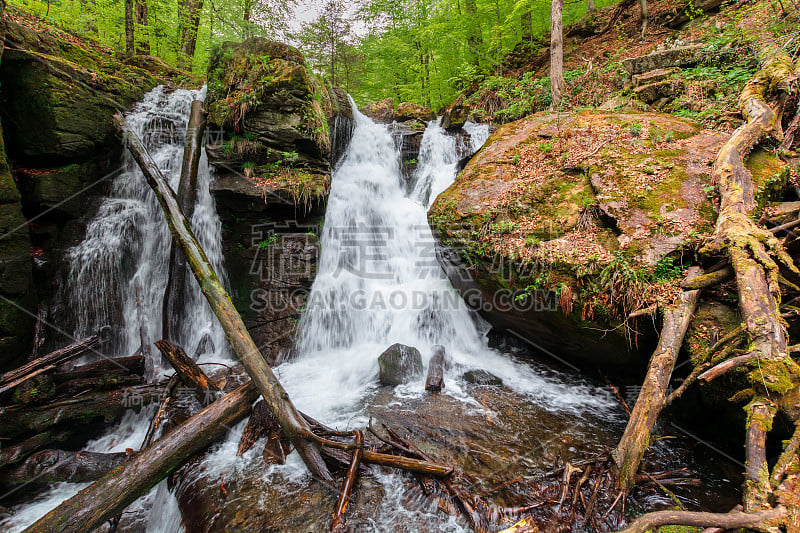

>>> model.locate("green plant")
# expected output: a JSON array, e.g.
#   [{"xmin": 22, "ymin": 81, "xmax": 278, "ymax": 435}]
[
  {"xmin": 491, "ymin": 220, "xmax": 517, "ymax": 234},
  {"xmin": 653, "ymin": 255, "xmax": 685, "ymax": 281},
  {"xmin": 538, "ymin": 141, "xmax": 554, "ymax": 153},
  {"xmin": 629, "ymin": 122, "xmax": 643, "ymax": 137},
  {"xmin": 524, "ymin": 234, "xmax": 540, "ymax": 247},
  {"xmin": 512, "ymin": 154, "xmax": 520, "ymax": 165},
  {"xmin": 257, "ymin": 233, "xmax": 280, "ymax": 249}
]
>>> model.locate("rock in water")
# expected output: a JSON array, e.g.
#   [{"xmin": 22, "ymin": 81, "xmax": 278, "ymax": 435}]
[
  {"xmin": 425, "ymin": 345, "xmax": 451, "ymax": 393},
  {"xmin": 441, "ymin": 94, "xmax": 470, "ymax": 131},
  {"xmin": 463, "ymin": 369, "xmax": 503, "ymax": 387},
  {"xmin": 378, "ymin": 343, "xmax": 423, "ymax": 386},
  {"xmin": 361, "ymin": 98, "xmax": 395, "ymax": 124}
]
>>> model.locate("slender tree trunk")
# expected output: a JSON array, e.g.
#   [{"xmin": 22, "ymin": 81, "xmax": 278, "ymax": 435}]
[
  {"xmin": 124, "ymin": 0, "xmax": 135, "ymax": 57},
  {"xmin": 588, "ymin": 0, "xmax": 596, "ymax": 13},
  {"xmin": 465, "ymin": 0, "xmax": 482, "ymax": 65},
  {"xmin": 113, "ymin": 114, "xmax": 332, "ymax": 481},
  {"xmin": 162, "ymin": 100, "xmax": 206, "ymax": 344},
  {"xmin": 177, "ymin": 0, "xmax": 203, "ymax": 70},
  {"xmin": 135, "ymin": 0, "xmax": 149, "ymax": 54},
  {"xmin": 550, "ymin": 0, "xmax": 565, "ymax": 108},
  {"xmin": 521, "ymin": 11, "xmax": 533, "ymax": 43},
  {"xmin": 639, "ymin": 0, "xmax": 648, "ymax": 40}
]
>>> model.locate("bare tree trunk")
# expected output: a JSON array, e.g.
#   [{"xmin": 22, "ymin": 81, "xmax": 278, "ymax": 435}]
[
  {"xmin": 124, "ymin": 0, "xmax": 134, "ymax": 57},
  {"xmin": 639, "ymin": 0, "xmax": 648, "ymax": 39},
  {"xmin": 465, "ymin": 0, "xmax": 482, "ymax": 65},
  {"xmin": 612, "ymin": 267, "xmax": 703, "ymax": 490},
  {"xmin": 162, "ymin": 100, "xmax": 206, "ymax": 344},
  {"xmin": 177, "ymin": 0, "xmax": 203, "ymax": 70},
  {"xmin": 22, "ymin": 382, "xmax": 258, "ymax": 533},
  {"xmin": 135, "ymin": 0, "xmax": 149, "ymax": 54},
  {"xmin": 588, "ymin": 0, "xmax": 596, "ymax": 13},
  {"xmin": 550, "ymin": 0, "xmax": 565, "ymax": 108},
  {"xmin": 113, "ymin": 114, "xmax": 332, "ymax": 482}
]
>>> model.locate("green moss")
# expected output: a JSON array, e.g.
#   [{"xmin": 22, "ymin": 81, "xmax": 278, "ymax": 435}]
[{"xmin": 747, "ymin": 147, "xmax": 789, "ymax": 214}]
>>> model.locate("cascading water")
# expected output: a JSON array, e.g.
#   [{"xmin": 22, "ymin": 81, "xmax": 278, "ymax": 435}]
[
  {"xmin": 166, "ymin": 102, "xmax": 619, "ymax": 531},
  {"xmin": 2, "ymin": 85, "xmax": 230, "ymax": 532}
]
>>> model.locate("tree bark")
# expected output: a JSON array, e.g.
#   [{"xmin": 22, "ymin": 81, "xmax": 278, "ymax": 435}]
[
  {"xmin": 638, "ymin": 0, "xmax": 648, "ymax": 39},
  {"xmin": 550, "ymin": 0, "xmax": 566, "ymax": 108},
  {"xmin": 177, "ymin": 0, "xmax": 204, "ymax": 70},
  {"xmin": 331, "ymin": 430, "xmax": 363, "ymax": 532},
  {"xmin": 587, "ymin": 0, "xmax": 595, "ymax": 13},
  {"xmin": 113, "ymin": 114, "xmax": 332, "ymax": 481},
  {"xmin": 0, "ymin": 384, "xmax": 164, "ymax": 439},
  {"xmin": 0, "ymin": 428, "xmax": 73, "ymax": 469},
  {"xmin": 0, "ymin": 335, "xmax": 100, "ymax": 395},
  {"xmin": 679, "ymin": 266, "xmax": 733, "ymax": 290},
  {"xmin": 52, "ymin": 355, "xmax": 144, "ymax": 383},
  {"xmin": 612, "ymin": 267, "xmax": 703, "ymax": 491},
  {"xmin": 162, "ymin": 100, "xmax": 206, "ymax": 344},
  {"xmin": 0, "ymin": 450, "xmax": 129, "ymax": 484},
  {"xmin": 22, "ymin": 382, "xmax": 258, "ymax": 533},
  {"xmin": 425, "ymin": 345, "xmax": 450, "ymax": 393}
]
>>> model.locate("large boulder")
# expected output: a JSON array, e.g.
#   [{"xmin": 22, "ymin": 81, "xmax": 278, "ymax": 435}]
[
  {"xmin": 394, "ymin": 101, "xmax": 435, "ymax": 123},
  {"xmin": 378, "ymin": 343, "xmax": 423, "ymax": 385},
  {"xmin": 622, "ymin": 45, "xmax": 704, "ymax": 76},
  {"xmin": 361, "ymin": 97, "xmax": 394, "ymax": 124},
  {"xmin": 429, "ymin": 110, "xmax": 787, "ymax": 366}
]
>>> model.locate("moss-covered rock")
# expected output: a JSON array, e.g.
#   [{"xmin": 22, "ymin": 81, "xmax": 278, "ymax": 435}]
[
  {"xmin": 361, "ymin": 97, "xmax": 395, "ymax": 124},
  {"xmin": 441, "ymin": 94, "xmax": 470, "ymax": 130},
  {"xmin": 394, "ymin": 102, "xmax": 435, "ymax": 123},
  {"xmin": 429, "ymin": 110, "xmax": 786, "ymax": 366}
]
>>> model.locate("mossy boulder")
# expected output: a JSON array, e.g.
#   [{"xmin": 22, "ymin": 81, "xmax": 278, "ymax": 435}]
[
  {"xmin": 205, "ymin": 38, "xmax": 335, "ymax": 210},
  {"xmin": 378, "ymin": 343, "xmax": 423, "ymax": 385},
  {"xmin": 429, "ymin": 110, "xmax": 787, "ymax": 366},
  {"xmin": 394, "ymin": 102, "xmax": 435, "ymax": 123},
  {"xmin": 361, "ymin": 97, "xmax": 395, "ymax": 124}
]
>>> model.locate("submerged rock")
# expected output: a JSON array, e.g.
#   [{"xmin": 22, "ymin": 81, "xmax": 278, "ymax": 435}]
[
  {"xmin": 378, "ymin": 343, "xmax": 423, "ymax": 385},
  {"xmin": 429, "ymin": 110, "xmax": 787, "ymax": 366},
  {"xmin": 463, "ymin": 369, "xmax": 503, "ymax": 387}
]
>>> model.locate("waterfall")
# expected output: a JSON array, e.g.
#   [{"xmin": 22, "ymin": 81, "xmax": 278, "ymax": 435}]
[
  {"xmin": 58, "ymin": 85, "xmax": 230, "ymax": 374},
  {"xmin": 2, "ymin": 85, "xmax": 228, "ymax": 532}
]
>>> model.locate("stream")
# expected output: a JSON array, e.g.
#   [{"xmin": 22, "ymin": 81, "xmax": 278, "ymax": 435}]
[{"xmin": 1, "ymin": 88, "xmax": 741, "ymax": 532}]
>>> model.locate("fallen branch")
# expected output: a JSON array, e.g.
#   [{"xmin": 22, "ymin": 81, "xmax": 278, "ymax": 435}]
[
  {"xmin": 154, "ymin": 339, "xmax": 220, "ymax": 402},
  {"xmin": 612, "ymin": 267, "xmax": 703, "ymax": 490},
  {"xmin": 679, "ymin": 266, "xmax": 733, "ymax": 290},
  {"xmin": 114, "ymin": 113, "xmax": 331, "ymax": 481},
  {"xmin": 22, "ymin": 382, "xmax": 259, "ymax": 533},
  {"xmin": 331, "ymin": 430, "xmax": 363, "ymax": 532}
]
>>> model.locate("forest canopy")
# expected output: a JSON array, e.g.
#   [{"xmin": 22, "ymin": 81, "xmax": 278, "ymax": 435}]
[{"xmin": 10, "ymin": 0, "xmax": 618, "ymax": 108}]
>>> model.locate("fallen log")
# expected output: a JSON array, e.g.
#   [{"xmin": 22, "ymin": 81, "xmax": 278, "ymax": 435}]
[
  {"xmin": 0, "ymin": 450, "xmax": 128, "ymax": 484},
  {"xmin": 0, "ymin": 383, "xmax": 164, "ymax": 439},
  {"xmin": 52, "ymin": 355, "xmax": 145, "ymax": 383},
  {"xmin": 162, "ymin": 100, "xmax": 206, "ymax": 344},
  {"xmin": 154, "ymin": 339, "xmax": 220, "ymax": 403},
  {"xmin": 331, "ymin": 430, "xmax": 363, "ymax": 532},
  {"xmin": 55, "ymin": 374, "xmax": 144, "ymax": 397},
  {"xmin": 236, "ymin": 399, "xmax": 290, "ymax": 464},
  {"xmin": 22, "ymin": 381, "xmax": 259, "ymax": 533},
  {"xmin": 613, "ymin": 507, "xmax": 787, "ymax": 533},
  {"xmin": 0, "ymin": 428, "xmax": 73, "ymax": 469},
  {"xmin": 0, "ymin": 335, "xmax": 101, "ymax": 395},
  {"xmin": 612, "ymin": 267, "xmax": 703, "ymax": 491},
  {"xmin": 114, "ymin": 113, "xmax": 331, "ymax": 480}
]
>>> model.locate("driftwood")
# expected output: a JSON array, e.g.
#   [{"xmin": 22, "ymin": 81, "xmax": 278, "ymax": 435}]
[
  {"xmin": 114, "ymin": 113, "xmax": 331, "ymax": 480},
  {"xmin": 612, "ymin": 267, "xmax": 703, "ymax": 490},
  {"xmin": 425, "ymin": 345, "xmax": 450, "ymax": 393},
  {"xmin": 0, "ymin": 383, "xmax": 164, "ymax": 439},
  {"xmin": 236, "ymin": 399, "xmax": 290, "ymax": 464},
  {"xmin": 154, "ymin": 339, "xmax": 220, "ymax": 402},
  {"xmin": 162, "ymin": 99, "xmax": 207, "ymax": 344},
  {"xmin": 22, "ymin": 382, "xmax": 259, "ymax": 533},
  {"xmin": 331, "ymin": 430, "xmax": 363, "ymax": 532},
  {"xmin": 0, "ymin": 335, "xmax": 101, "ymax": 395},
  {"xmin": 0, "ymin": 450, "xmax": 128, "ymax": 484}
]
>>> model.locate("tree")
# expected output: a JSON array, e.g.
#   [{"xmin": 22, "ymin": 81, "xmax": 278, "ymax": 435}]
[
  {"xmin": 550, "ymin": 0, "xmax": 565, "ymax": 108},
  {"xmin": 294, "ymin": 0, "xmax": 351, "ymax": 87},
  {"xmin": 177, "ymin": 0, "xmax": 204, "ymax": 69},
  {"xmin": 125, "ymin": 0, "xmax": 135, "ymax": 57},
  {"xmin": 639, "ymin": 0, "xmax": 648, "ymax": 39},
  {"xmin": 135, "ymin": 0, "xmax": 150, "ymax": 55},
  {"xmin": 588, "ymin": 0, "xmax": 596, "ymax": 13}
]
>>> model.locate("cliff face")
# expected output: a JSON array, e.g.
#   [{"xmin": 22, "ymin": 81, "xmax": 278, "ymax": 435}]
[
  {"xmin": 0, "ymin": 11, "xmax": 188, "ymax": 369},
  {"xmin": 204, "ymin": 37, "xmax": 353, "ymax": 364}
]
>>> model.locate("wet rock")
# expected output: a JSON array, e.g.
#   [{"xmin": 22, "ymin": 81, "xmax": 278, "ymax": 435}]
[
  {"xmin": 441, "ymin": 94, "xmax": 470, "ymax": 131},
  {"xmin": 361, "ymin": 97, "xmax": 395, "ymax": 124},
  {"xmin": 429, "ymin": 110, "xmax": 787, "ymax": 366},
  {"xmin": 633, "ymin": 79, "xmax": 685, "ymax": 105},
  {"xmin": 463, "ymin": 369, "xmax": 503, "ymax": 387},
  {"xmin": 394, "ymin": 102, "xmax": 435, "ymax": 123},
  {"xmin": 622, "ymin": 45, "xmax": 703, "ymax": 76},
  {"xmin": 378, "ymin": 343, "xmax": 423, "ymax": 385}
]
